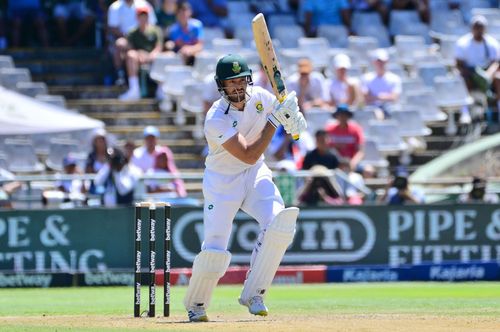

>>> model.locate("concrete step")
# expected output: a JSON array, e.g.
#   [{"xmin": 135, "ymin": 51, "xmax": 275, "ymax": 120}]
[
  {"xmin": 67, "ymin": 98, "xmax": 159, "ymax": 112},
  {"xmin": 32, "ymin": 72, "xmax": 104, "ymax": 86},
  {"xmin": 424, "ymin": 136, "xmax": 462, "ymax": 150},
  {"xmin": 15, "ymin": 59, "xmax": 109, "ymax": 75},
  {"xmin": 387, "ymin": 150, "xmax": 442, "ymax": 167},
  {"xmin": 5, "ymin": 47, "xmax": 104, "ymax": 61},
  {"xmin": 107, "ymin": 124, "xmax": 197, "ymax": 141},
  {"xmin": 49, "ymin": 86, "xmax": 125, "ymax": 99}
]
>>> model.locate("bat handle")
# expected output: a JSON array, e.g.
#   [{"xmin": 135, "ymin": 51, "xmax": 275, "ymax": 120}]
[{"xmin": 292, "ymin": 134, "xmax": 299, "ymax": 141}]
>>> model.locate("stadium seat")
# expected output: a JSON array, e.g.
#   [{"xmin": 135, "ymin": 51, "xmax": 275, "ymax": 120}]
[
  {"xmin": 347, "ymin": 36, "xmax": 379, "ymax": 66},
  {"xmin": 416, "ymin": 62, "xmax": 449, "ymax": 87},
  {"xmin": 45, "ymin": 138, "xmax": 81, "ymax": 172},
  {"xmin": 149, "ymin": 54, "xmax": 184, "ymax": 82},
  {"xmin": 234, "ymin": 26, "xmax": 255, "ymax": 48},
  {"xmin": 192, "ymin": 51, "xmax": 217, "ymax": 81},
  {"xmin": 0, "ymin": 68, "xmax": 31, "ymax": 87},
  {"xmin": 227, "ymin": 1, "xmax": 251, "ymax": 14},
  {"xmin": 367, "ymin": 120, "xmax": 408, "ymax": 153},
  {"xmin": 273, "ymin": 24, "xmax": 304, "ymax": 49},
  {"xmin": 401, "ymin": 77, "xmax": 426, "ymax": 100},
  {"xmin": 390, "ymin": 109, "xmax": 432, "ymax": 137},
  {"xmin": 317, "ymin": 25, "xmax": 349, "ymax": 48},
  {"xmin": 35, "ymin": 94, "xmax": 67, "ymax": 108},
  {"xmin": 212, "ymin": 38, "xmax": 242, "ymax": 56},
  {"xmin": 389, "ymin": 10, "xmax": 422, "ymax": 36},
  {"xmin": 356, "ymin": 25, "xmax": 391, "ymax": 48},
  {"xmin": 160, "ymin": 66, "xmax": 195, "ymax": 124},
  {"xmin": 4, "ymin": 139, "xmax": 45, "ymax": 173},
  {"xmin": 403, "ymin": 90, "xmax": 447, "ymax": 122},
  {"xmin": 433, "ymin": 76, "xmax": 473, "ymax": 109},
  {"xmin": 351, "ymin": 12, "xmax": 384, "ymax": 34},
  {"xmin": 394, "ymin": 35, "xmax": 429, "ymax": 66},
  {"xmin": 353, "ymin": 107, "xmax": 378, "ymax": 130},
  {"xmin": 360, "ymin": 139, "xmax": 389, "ymax": 168},
  {"xmin": 0, "ymin": 55, "xmax": 14, "ymax": 69},
  {"xmin": 298, "ymin": 37, "xmax": 330, "ymax": 69},
  {"xmin": 304, "ymin": 108, "xmax": 334, "ymax": 135},
  {"xmin": 15, "ymin": 82, "xmax": 48, "ymax": 98},
  {"xmin": 471, "ymin": 8, "xmax": 500, "ymax": 23},
  {"xmin": 267, "ymin": 13, "xmax": 297, "ymax": 36},
  {"xmin": 180, "ymin": 82, "xmax": 206, "ymax": 140},
  {"xmin": 203, "ymin": 28, "xmax": 226, "ymax": 49},
  {"xmin": 438, "ymin": 35, "xmax": 460, "ymax": 66}
]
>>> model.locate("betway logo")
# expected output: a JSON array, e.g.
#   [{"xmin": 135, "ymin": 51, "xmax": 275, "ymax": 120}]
[{"xmin": 174, "ymin": 210, "xmax": 376, "ymax": 263}]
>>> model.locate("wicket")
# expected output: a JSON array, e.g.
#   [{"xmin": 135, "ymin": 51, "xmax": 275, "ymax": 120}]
[{"xmin": 134, "ymin": 202, "xmax": 171, "ymax": 318}]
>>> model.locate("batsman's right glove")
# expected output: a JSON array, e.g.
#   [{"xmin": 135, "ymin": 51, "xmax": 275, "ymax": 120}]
[{"xmin": 267, "ymin": 91, "xmax": 300, "ymax": 129}]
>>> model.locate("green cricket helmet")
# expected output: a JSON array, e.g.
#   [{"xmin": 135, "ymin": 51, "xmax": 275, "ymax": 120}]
[{"xmin": 214, "ymin": 54, "xmax": 253, "ymax": 100}]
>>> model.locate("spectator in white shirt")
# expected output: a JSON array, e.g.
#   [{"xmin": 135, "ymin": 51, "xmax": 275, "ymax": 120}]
[
  {"xmin": 455, "ymin": 15, "xmax": 500, "ymax": 113},
  {"xmin": 286, "ymin": 57, "xmax": 328, "ymax": 112},
  {"xmin": 326, "ymin": 53, "xmax": 362, "ymax": 109},
  {"xmin": 361, "ymin": 49, "xmax": 401, "ymax": 116},
  {"xmin": 107, "ymin": 0, "xmax": 157, "ymax": 85}
]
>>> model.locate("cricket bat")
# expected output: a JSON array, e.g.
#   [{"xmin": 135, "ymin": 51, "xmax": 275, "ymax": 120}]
[{"xmin": 252, "ymin": 13, "xmax": 299, "ymax": 140}]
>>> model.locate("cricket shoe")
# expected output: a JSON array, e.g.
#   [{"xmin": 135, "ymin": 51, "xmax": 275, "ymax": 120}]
[
  {"xmin": 187, "ymin": 305, "xmax": 208, "ymax": 322},
  {"xmin": 119, "ymin": 88, "xmax": 140, "ymax": 101},
  {"xmin": 239, "ymin": 296, "xmax": 268, "ymax": 316}
]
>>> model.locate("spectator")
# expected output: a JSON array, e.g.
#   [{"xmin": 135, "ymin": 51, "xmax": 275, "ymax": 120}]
[
  {"xmin": 325, "ymin": 104, "xmax": 365, "ymax": 171},
  {"xmin": 7, "ymin": 0, "xmax": 49, "ymax": 47},
  {"xmin": 123, "ymin": 139, "xmax": 137, "ymax": 162},
  {"xmin": 119, "ymin": 6, "xmax": 164, "ymax": 101},
  {"xmin": 108, "ymin": 0, "xmax": 157, "ymax": 85},
  {"xmin": 361, "ymin": 48, "xmax": 401, "ymax": 115},
  {"xmin": 286, "ymin": 58, "xmax": 328, "ymax": 112},
  {"xmin": 267, "ymin": 125, "xmax": 313, "ymax": 170},
  {"xmin": 303, "ymin": 0, "xmax": 351, "ymax": 37},
  {"xmin": 302, "ymin": 129, "xmax": 339, "ymax": 170},
  {"xmin": 85, "ymin": 129, "xmax": 111, "ymax": 194},
  {"xmin": 326, "ymin": 53, "xmax": 362, "ymax": 109},
  {"xmin": 53, "ymin": 0, "xmax": 96, "ymax": 46},
  {"xmin": 0, "ymin": 167, "xmax": 21, "ymax": 209},
  {"xmin": 298, "ymin": 165, "xmax": 343, "ymax": 206},
  {"xmin": 145, "ymin": 150, "xmax": 187, "ymax": 197},
  {"xmin": 166, "ymin": 1, "xmax": 204, "ymax": 66},
  {"xmin": 94, "ymin": 148, "xmax": 142, "ymax": 206},
  {"xmin": 188, "ymin": 0, "xmax": 231, "ymax": 37},
  {"xmin": 391, "ymin": 0, "xmax": 429, "ymax": 24},
  {"xmin": 156, "ymin": 0, "xmax": 177, "ymax": 35},
  {"xmin": 336, "ymin": 157, "xmax": 365, "ymax": 204},
  {"xmin": 455, "ymin": 15, "xmax": 500, "ymax": 117},
  {"xmin": 458, "ymin": 177, "xmax": 499, "ymax": 204},
  {"xmin": 350, "ymin": 0, "xmax": 389, "ymax": 25},
  {"xmin": 380, "ymin": 172, "xmax": 425, "ymax": 205},
  {"xmin": 42, "ymin": 155, "xmax": 87, "ymax": 207}
]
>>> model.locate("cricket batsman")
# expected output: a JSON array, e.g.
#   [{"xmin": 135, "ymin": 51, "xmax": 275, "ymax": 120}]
[{"xmin": 183, "ymin": 54, "xmax": 307, "ymax": 322}]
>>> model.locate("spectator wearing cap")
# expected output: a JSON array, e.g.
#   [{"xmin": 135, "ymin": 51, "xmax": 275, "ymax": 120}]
[
  {"xmin": 455, "ymin": 15, "xmax": 500, "ymax": 116},
  {"xmin": 302, "ymin": 0, "xmax": 351, "ymax": 37},
  {"xmin": 297, "ymin": 165, "xmax": 344, "ymax": 206},
  {"xmin": 166, "ymin": 1, "xmax": 204, "ymax": 66},
  {"xmin": 391, "ymin": 0, "xmax": 430, "ymax": 23},
  {"xmin": 286, "ymin": 58, "xmax": 328, "ymax": 112},
  {"xmin": 187, "ymin": 0, "xmax": 231, "ymax": 38},
  {"xmin": 301, "ymin": 129, "xmax": 339, "ymax": 171},
  {"xmin": 119, "ymin": 5, "xmax": 164, "ymax": 101},
  {"xmin": 94, "ymin": 148, "xmax": 142, "ymax": 206},
  {"xmin": 325, "ymin": 104, "xmax": 365, "ymax": 171},
  {"xmin": 42, "ymin": 155, "xmax": 87, "ymax": 206},
  {"xmin": 458, "ymin": 177, "xmax": 499, "ymax": 204},
  {"xmin": 326, "ymin": 53, "xmax": 362, "ymax": 109},
  {"xmin": 107, "ymin": 0, "xmax": 157, "ymax": 85},
  {"xmin": 361, "ymin": 49, "xmax": 401, "ymax": 113},
  {"xmin": 380, "ymin": 171, "xmax": 425, "ymax": 205}
]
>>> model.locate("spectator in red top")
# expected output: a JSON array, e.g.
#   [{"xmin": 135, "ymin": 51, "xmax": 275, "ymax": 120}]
[{"xmin": 325, "ymin": 104, "xmax": 364, "ymax": 171}]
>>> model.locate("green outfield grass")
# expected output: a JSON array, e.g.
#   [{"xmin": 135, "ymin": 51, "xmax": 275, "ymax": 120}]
[{"xmin": 0, "ymin": 283, "xmax": 499, "ymax": 331}]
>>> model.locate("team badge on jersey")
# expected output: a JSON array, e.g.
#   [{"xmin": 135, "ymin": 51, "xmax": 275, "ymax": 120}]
[
  {"xmin": 232, "ymin": 62, "xmax": 241, "ymax": 74},
  {"xmin": 255, "ymin": 101, "xmax": 263, "ymax": 114}
]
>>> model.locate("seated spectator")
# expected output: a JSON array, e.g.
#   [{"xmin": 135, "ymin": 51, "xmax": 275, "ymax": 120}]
[
  {"xmin": 302, "ymin": 129, "xmax": 339, "ymax": 170},
  {"xmin": 350, "ymin": 0, "xmax": 389, "ymax": 25},
  {"xmin": 391, "ymin": 0, "xmax": 429, "ymax": 24},
  {"xmin": 326, "ymin": 53, "xmax": 362, "ymax": 109},
  {"xmin": 85, "ymin": 129, "xmax": 111, "ymax": 194},
  {"xmin": 94, "ymin": 148, "xmax": 142, "ymax": 206},
  {"xmin": 119, "ymin": 6, "xmax": 164, "ymax": 101},
  {"xmin": 156, "ymin": 0, "xmax": 177, "ymax": 35},
  {"xmin": 458, "ymin": 177, "xmax": 499, "ymax": 204},
  {"xmin": 42, "ymin": 155, "xmax": 87, "ymax": 207},
  {"xmin": 361, "ymin": 49, "xmax": 401, "ymax": 115},
  {"xmin": 336, "ymin": 157, "xmax": 364, "ymax": 205},
  {"xmin": 53, "ymin": 0, "xmax": 95, "ymax": 46},
  {"xmin": 188, "ymin": 0, "xmax": 231, "ymax": 37},
  {"xmin": 267, "ymin": 125, "xmax": 314, "ymax": 170},
  {"xmin": 124, "ymin": 140, "xmax": 137, "ymax": 162},
  {"xmin": 166, "ymin": 1, "xmax": 204, "ymax": 66},
  {"xmin": 107, "ymin": 0, "xmax": 157, "ymax": 85},
  {"xmin": 145, "ymin": 150, "xmax": 187, "ymax": 197},
  {"xmin": 298, "ymin": 165, "xmax": 344, "ymax": 206},
  {"xmin": 325, "ymin": 104, "xmax": 365, "ymax": 171},
  {"xmin": 286, "ymin": 58, "xmax": 328, "ymax": 112},
  {"xmin": 7, "ymin": 0, "xmax": 49, "ymax": 47},
  {"xmin": 455, "ymin": 15, "xmax": 500, "ymax": 117},
  {"xmin": 0, "ymin": 167, "xmax": 21, "ymax": 209},
  {"xmin": 303, "ymin": 0, "xmax": 351, "ymax": 37},
  {"xmin": 380, "ymin": 172, "xmax": 425, "ymax": 205}
]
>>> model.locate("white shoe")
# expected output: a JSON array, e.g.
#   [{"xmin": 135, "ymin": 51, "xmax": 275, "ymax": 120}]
[
  {"xmin": 239, "ymin": 296, "xmax": 268, "ymax": 316},
  {"xmin": 119, "ymin": 88, "xmax": 140, "ymax": 101},
  {"xmin": 187, "ymin": 305, "xmax": 208, "ymax": 322}
]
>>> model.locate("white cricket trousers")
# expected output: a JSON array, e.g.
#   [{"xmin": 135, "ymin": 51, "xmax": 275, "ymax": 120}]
[{"xmin": 201, "ymin": 161, "xmax": 285, "ymax": 251}]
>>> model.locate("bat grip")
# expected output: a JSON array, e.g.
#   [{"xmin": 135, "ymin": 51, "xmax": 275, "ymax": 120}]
[{"xmin": 292, "ymin": 134, "xmax": 300, "ymax": 141}]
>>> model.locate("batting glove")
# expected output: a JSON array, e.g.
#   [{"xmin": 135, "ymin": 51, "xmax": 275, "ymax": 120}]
[{"xmin": 267, "ymin": 91, "xmax": 300, "ymax": 129}]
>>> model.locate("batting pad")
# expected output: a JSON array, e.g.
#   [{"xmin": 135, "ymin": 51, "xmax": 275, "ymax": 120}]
[
  {"xmin": 239, "ymin": 207, "xmax": 299, "ymax": 304},
  {"xmin": 183, "ymin": 249, "xmax": 231, "ymax": 310}
]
